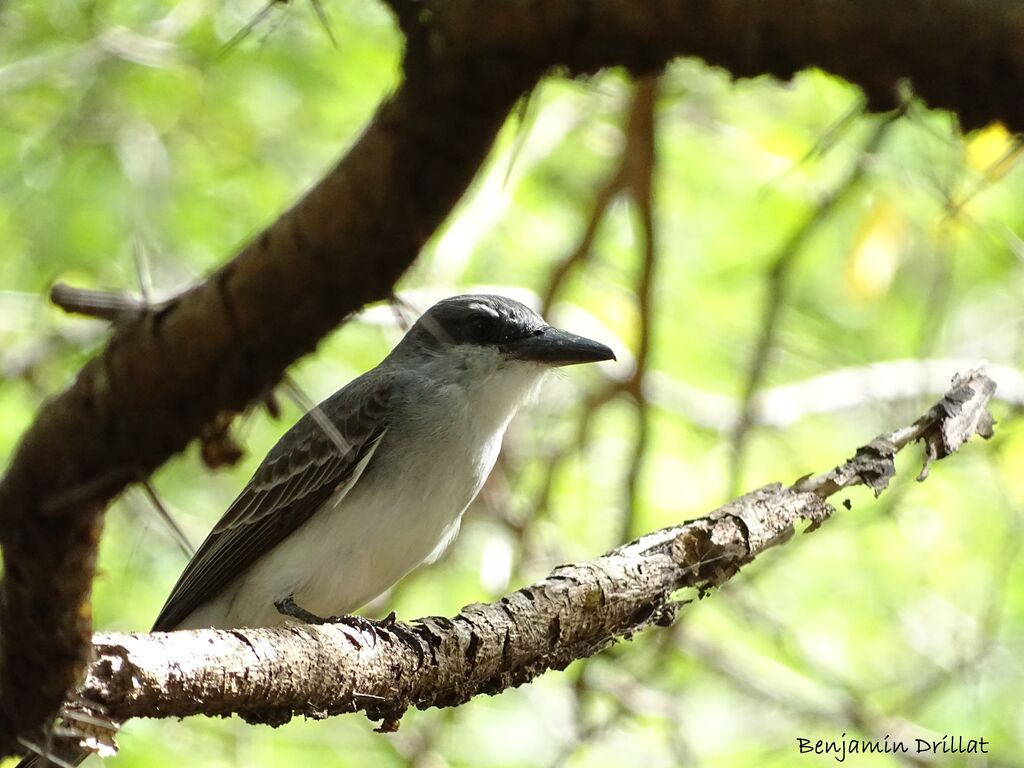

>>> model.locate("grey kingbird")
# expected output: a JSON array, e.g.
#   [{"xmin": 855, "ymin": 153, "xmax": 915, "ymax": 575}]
[
  {"xmin": 17, "ymin": 294, "xmax": 613, "ymax": 768},
  {"xmin": 153, "ymin": 293, "xmax": 615, "ymax": 631}
]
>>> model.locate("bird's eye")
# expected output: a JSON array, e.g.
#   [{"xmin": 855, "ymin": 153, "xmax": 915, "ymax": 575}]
[{"xmin": 468, "ymin": 313, "xmax": 497, "ymax": 341}]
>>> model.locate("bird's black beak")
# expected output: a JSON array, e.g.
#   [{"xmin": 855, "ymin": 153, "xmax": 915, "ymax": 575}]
[{"xmin": 505, "ymin": 326, "xmax": 616, "ymax": 366}]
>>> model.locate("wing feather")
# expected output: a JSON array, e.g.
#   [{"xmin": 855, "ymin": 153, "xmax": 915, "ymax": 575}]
[{"xmin": 151, "ymin": 371, "xmax": 392, "ymax": 631}]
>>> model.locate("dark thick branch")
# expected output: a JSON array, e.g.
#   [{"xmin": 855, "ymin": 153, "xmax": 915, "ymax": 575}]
[
  {"xmin": 40, "ymin": 369, "xmax": 989, "ymax": 758},
  {"xmin": 0, "ymin": 7, "xmax": 539, "ymax": 753},
  {"xmin": 433, "ymin": 0, "xmax": 1024, "ymax": 133},
  {"xmin": 3, "ymin": 0, "xmax": 1022, "ymax": 755}
]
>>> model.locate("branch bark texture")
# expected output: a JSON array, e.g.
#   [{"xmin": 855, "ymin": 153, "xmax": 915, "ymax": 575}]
[
  {"xmin": 85, "ymin": 485, "xmax": 823, "ymax": 728},
  {"xmin": 54, "ymin": 369, "xmax": 993, "ymax": 753},
  {"xmin": 1, "ymin": 0, "xmax": 1021, "ymax": 755}
]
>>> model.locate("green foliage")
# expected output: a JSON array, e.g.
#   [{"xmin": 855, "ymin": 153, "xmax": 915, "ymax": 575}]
[{"xmin": 2, "ymin": 2, "xmax": 1023, "ymax": 766}]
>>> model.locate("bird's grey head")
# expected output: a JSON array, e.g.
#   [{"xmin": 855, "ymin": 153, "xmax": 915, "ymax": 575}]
[
  {"xmin": 394, "ymin": 294, "xmax": 615, "ymax": 368},
  {"xmin": 387, "ymin": 294, "xmax": 614, "ymax": 442}
]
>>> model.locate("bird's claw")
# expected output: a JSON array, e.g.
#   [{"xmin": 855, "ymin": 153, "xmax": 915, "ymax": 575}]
[{"xmin": 333, "ymin": 614, "xmax": 391, "ymax": 642}]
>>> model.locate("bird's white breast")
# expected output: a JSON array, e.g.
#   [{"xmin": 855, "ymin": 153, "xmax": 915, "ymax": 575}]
[{"xmin": 180, "ymin": 351, "xmax": 545, "ymax": 629}]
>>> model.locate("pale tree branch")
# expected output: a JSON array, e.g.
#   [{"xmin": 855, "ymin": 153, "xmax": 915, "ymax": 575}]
[
  {"xmin": 3, "ymin": 0, "xmax": 1023, "ymax": 756},
  {"xmin": 32, "ymin": 368, "xmax": 994, "ymax": 763},
  {"xmin": 646, "ymin": 359, "xmax": 1024, "ymax": 433}
]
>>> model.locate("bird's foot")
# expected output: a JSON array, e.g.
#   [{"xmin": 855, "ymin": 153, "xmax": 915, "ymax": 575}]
[
  {"xmin": 274, "ymin": 595, "xmax": 328, "ymax": 624},
  {"xmin": 274, "ymin": 596, "xmax": 399, "ymax": 644}
]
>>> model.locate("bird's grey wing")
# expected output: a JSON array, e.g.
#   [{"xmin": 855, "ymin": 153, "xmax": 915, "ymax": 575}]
[{"xmin": 151, "ymin": 371, "xmax": 392, "ymax": 631}]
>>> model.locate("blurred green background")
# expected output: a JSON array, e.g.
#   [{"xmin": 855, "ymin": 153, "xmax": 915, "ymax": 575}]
[{"xmin": 2, "ymin": 2, "xmax": 1024, "ymax": 766}]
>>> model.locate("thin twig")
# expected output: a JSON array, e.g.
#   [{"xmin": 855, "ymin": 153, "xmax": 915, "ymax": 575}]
[
  {"xmin": 539, "ymin": 84, "xmax": 638, "ymax": 315},
  {"xmin": 619, "ymin": 77, "xmax": 659, "ymax": 543},
  {"xmin": 309, "ymin": 0, "xmax": 338, "ymax": 48},
  {"xmin": 728, "ymin": 105, "xmax": 907, "ymax": 497},
  {"xmin": 280, "ymin": 375, "xmax": 353, "ymax": 457},
  {"xmin": 138, "ymin": 481, "xmax": 195, "ymax": 560},
  {"xmin": 218, "ymin": 0, "xmax": 280, "ymax": 56}
]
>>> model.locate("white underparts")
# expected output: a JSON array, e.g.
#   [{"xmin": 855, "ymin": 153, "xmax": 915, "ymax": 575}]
[{"xmin": 177, "ymin": 349, "xmax": 546, "ymax": 629}]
